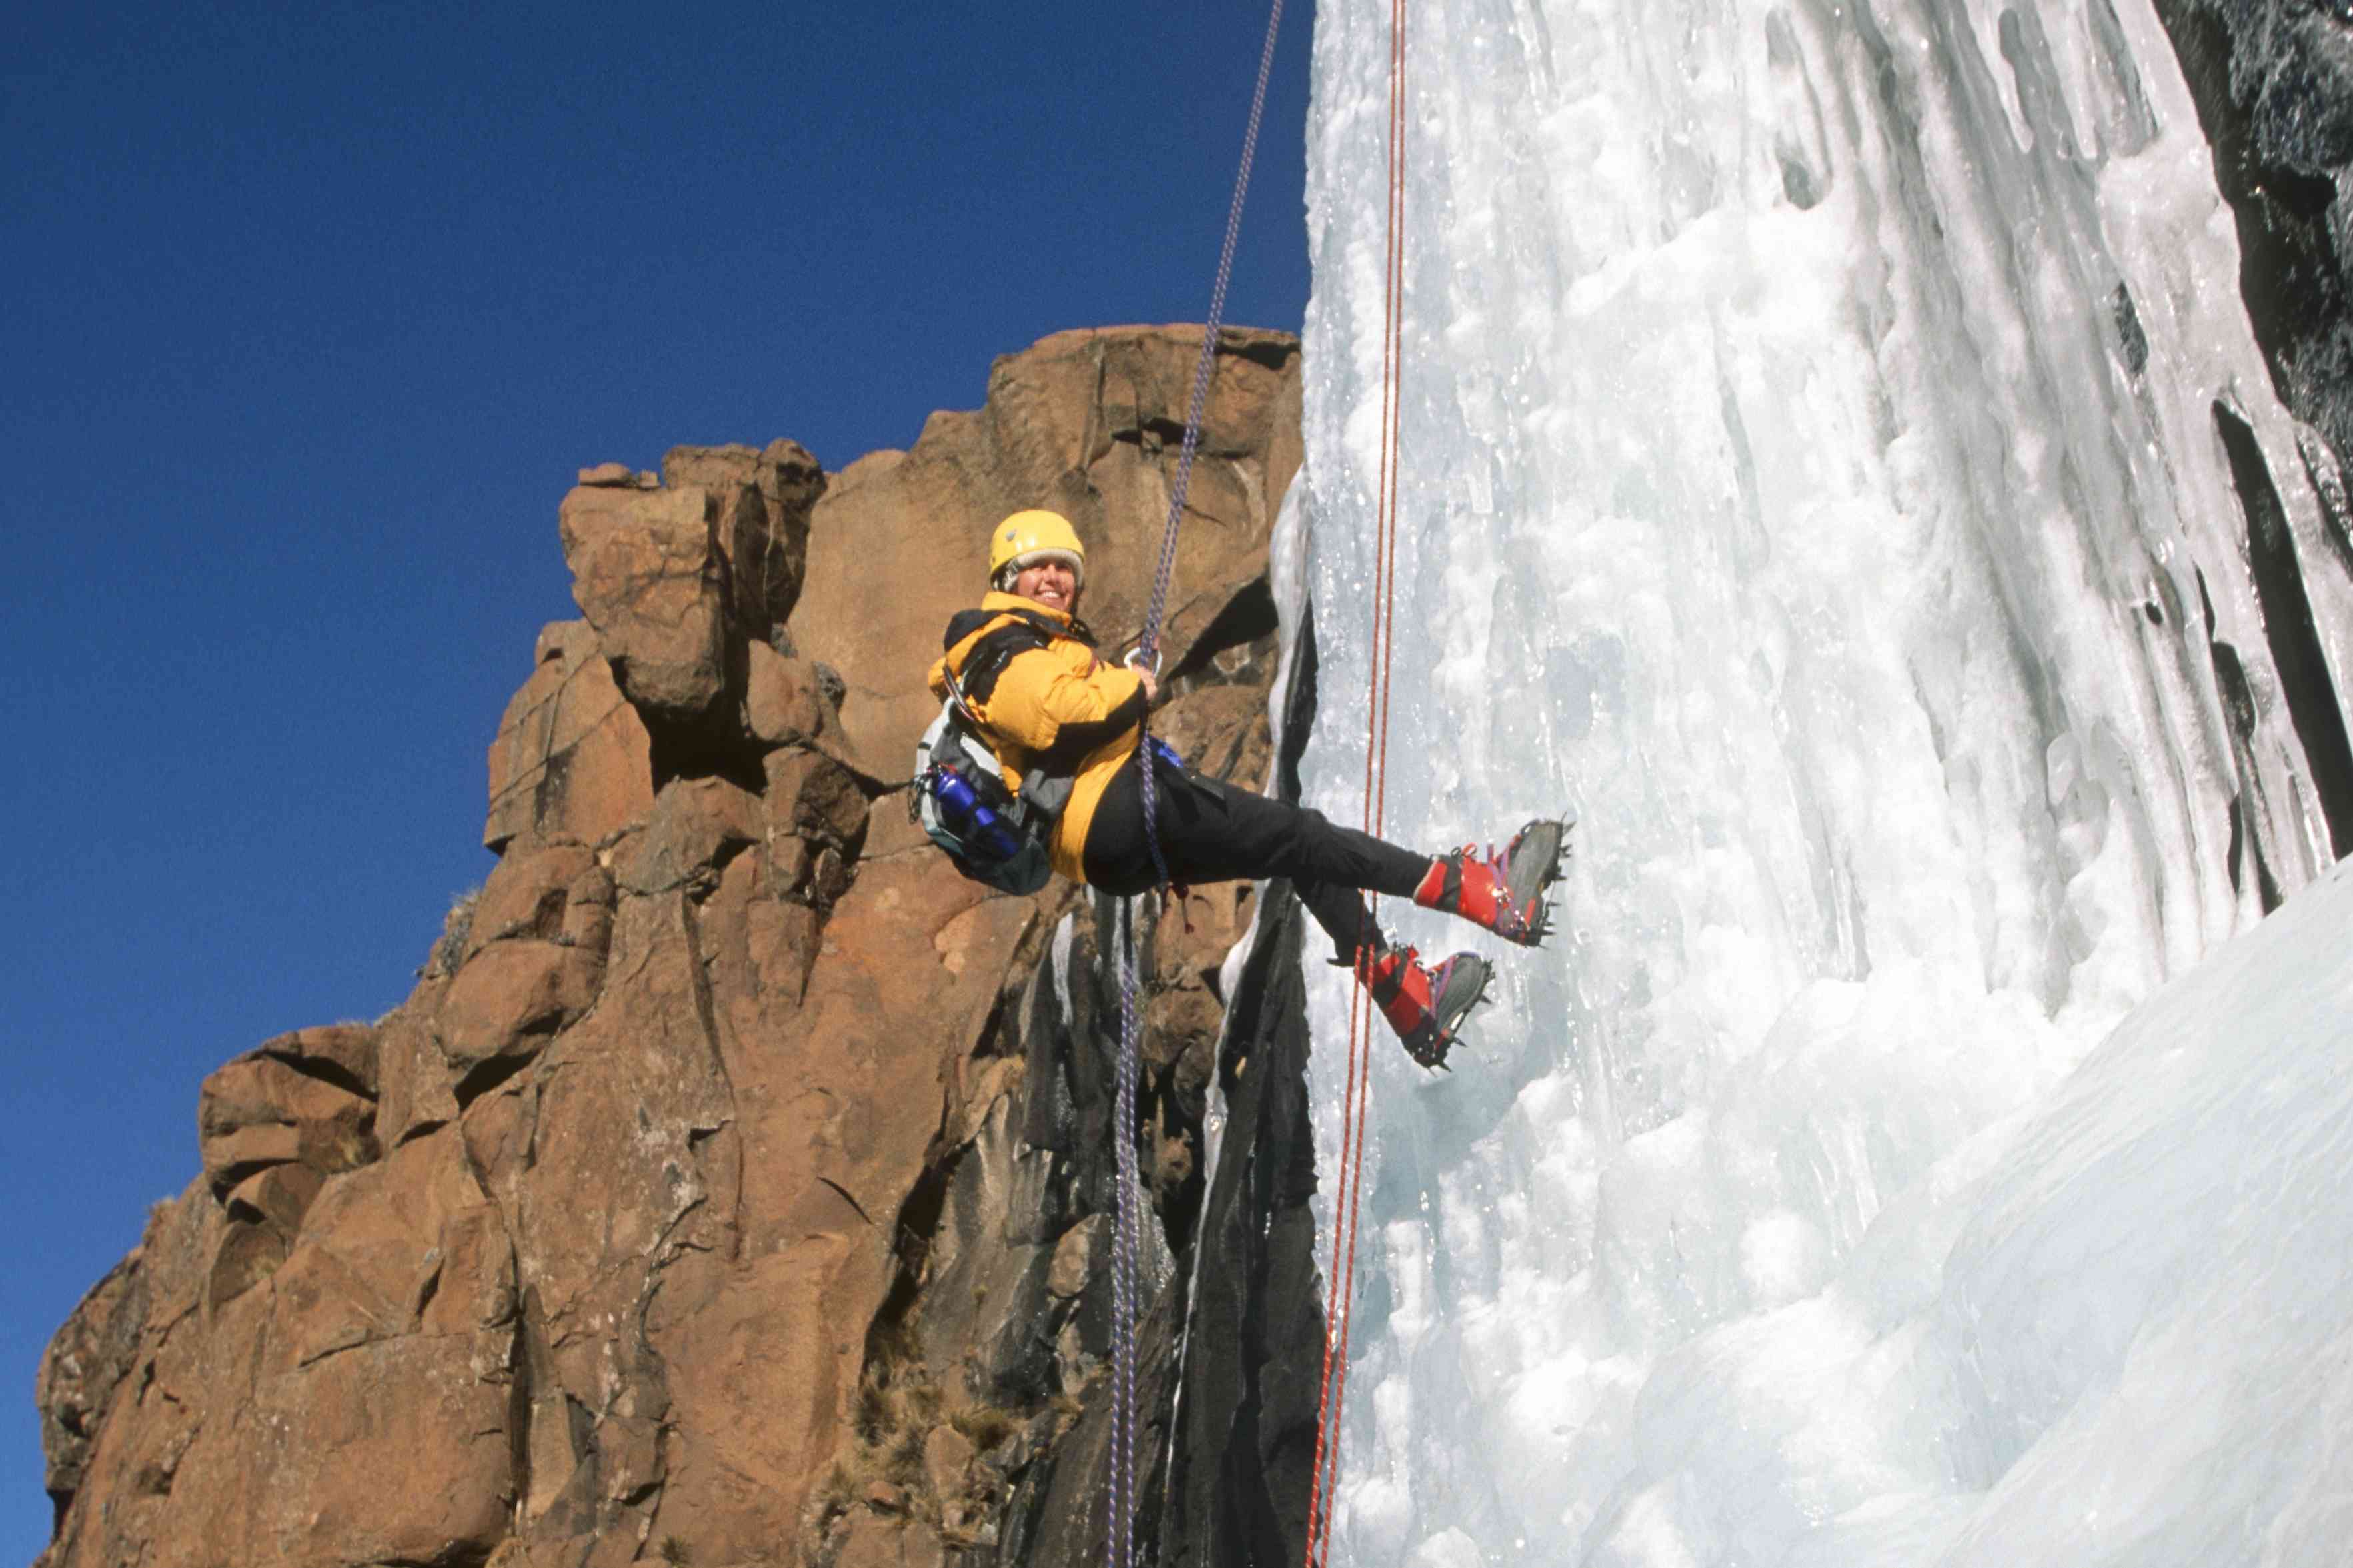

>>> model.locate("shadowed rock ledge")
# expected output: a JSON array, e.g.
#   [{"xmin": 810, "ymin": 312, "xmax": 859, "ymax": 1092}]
[
  {"xmin": 35, "ymin": 325, "xmax": 1322, "ymax": 1568},
  {"xmin": 2149, "ymin": 0, "xmax": 2353, "ymax": 854}
]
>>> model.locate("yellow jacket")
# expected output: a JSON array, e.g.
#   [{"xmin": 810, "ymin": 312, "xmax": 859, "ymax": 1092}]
[{"xmin": 926, "ymin": 592, "xmax": 1147, "ymax": 882}]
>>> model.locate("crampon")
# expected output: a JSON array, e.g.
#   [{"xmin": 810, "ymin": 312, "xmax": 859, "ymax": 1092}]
[
  {"xmin": 1359, "ymin": 945, "xmax": 1493, "ymax": 1070},
  {"xmin": 1413, "ymin": 816, "xmax": 1572, "ymax": 946}
]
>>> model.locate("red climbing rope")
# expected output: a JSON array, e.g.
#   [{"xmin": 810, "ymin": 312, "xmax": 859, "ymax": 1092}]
[{"xmin": 1305, "ymin": 3, "xmax": 1409, "ymax": 1564}]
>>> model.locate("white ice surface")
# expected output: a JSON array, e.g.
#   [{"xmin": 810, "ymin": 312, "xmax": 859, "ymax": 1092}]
[{"xmin": 1285, "ymin": 1, "xmax": 2353, "ymax": 1563}]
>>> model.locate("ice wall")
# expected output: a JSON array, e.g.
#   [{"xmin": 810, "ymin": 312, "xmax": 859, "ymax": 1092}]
[{"xmin": 1290, "ymin": 0, "xmax": 2353, "ymax": 1562}]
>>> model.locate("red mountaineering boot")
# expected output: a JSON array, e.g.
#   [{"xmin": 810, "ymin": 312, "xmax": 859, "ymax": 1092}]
[
  {"xmin": 1413, "ymin": 816, "xmax": 1571, "ymax": 946},
  {"xmin": 1361, "ymin": 946, "xmax": 1493, "ymax": 1070}
]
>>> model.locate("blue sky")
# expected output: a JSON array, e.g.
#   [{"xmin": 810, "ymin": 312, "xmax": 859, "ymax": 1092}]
[{"xmin": 2, "ymin": 3, "xmax": 1310, "ymax": 1553}]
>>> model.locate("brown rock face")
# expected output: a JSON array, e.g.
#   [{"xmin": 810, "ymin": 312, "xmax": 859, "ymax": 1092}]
[
  {"xmin": 662, "ymin": 439, "xmax": 824, "ymax": 646},
  {"xmin": 796, "ymin": 325, "xmax": 1300, "ymax": 776},
  {"xmin": 746, "ymin": 640, "xmax": 835, "ymax": 750},
  {"xmin": 560, "ymin": 482, "xmax": 734, "ymax": 725},
  {"xmin": 557, "ymin": 439, "xmax": 822, "ymax": 734},
  {"xmin": 485, "ymin": 620, "xmax": 658, "ymax": 853},
  {"xmin": 38, "ymin": 325, "xmax": 1301, "ymax": 1568}
]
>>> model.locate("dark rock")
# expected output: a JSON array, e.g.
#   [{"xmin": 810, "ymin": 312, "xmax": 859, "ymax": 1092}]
[{"xmin": 2153, "ymin": 0, "xmax": 2353, "ymax": 465}]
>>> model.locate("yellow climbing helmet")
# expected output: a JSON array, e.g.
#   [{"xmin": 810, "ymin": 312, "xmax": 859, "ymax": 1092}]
[{"xmin": 989, "ymin": 509, "xmax": 1086, "ymax": 590}]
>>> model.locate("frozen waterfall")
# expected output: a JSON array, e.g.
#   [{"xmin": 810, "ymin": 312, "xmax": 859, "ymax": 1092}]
[{"xmin": 1285, "ymin": 0, "xmax": 2353, "ymax": 1563}]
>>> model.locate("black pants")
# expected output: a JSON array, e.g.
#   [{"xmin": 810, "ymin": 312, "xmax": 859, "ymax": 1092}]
[{"xmin": 1082, "ymin": 750, "xmax": 1430, "ymax": 966}]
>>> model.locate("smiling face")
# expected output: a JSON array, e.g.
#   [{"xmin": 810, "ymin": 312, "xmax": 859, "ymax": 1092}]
[{"xmin": 1012, "ymin": 556, "xmax": 1078, "ymax": 614}]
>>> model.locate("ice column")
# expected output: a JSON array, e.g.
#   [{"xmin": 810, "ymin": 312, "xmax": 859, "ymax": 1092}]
[{"xmin": 1291, "ymin": 0, "xmax": 2350, "ymax": 1561}]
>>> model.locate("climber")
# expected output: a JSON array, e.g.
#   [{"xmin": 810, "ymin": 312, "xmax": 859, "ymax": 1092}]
[{"xmin": 920, "ymin": 508, "xmax": 1566, "ymax": 1069}]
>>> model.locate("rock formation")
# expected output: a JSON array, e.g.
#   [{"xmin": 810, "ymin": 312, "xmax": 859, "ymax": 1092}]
[
  {"xmin": 2153, "ymin": 0, "xmax": 2353, "ymax": 474},
  {"xmin": 2149, "ymin": 0, "xmax": 2353, "ymax": 853},
  {"xmin": 35, "ymin": 325, "xmax": 1315, "ymax": 1568}
]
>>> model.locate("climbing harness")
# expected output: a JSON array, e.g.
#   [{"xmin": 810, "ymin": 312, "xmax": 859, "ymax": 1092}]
[
  {"xmin": 1105, "ymin": 5, "xmax": 1287, "ymax": 1568},
  {"xmin": 1304, "ymin": 2, "xmax": 1411, "ymax": 1564}
]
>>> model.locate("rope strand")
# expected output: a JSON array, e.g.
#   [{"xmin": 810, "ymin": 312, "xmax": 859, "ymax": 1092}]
[
  {"xmin": 1305, "ymin": 2, "xmax": 1409, "ymax": 1562},
  {"xmin": 1109, "ymin": 905, "xmax": 1144, "ymax": 1568},
  {"xmin": 1144, "ymin": 0, "xmax": 1289, "ymax": 668},
  {"xmin": 1108, "ymin": 7, "xmax": 1286, "ymax": 1568}
]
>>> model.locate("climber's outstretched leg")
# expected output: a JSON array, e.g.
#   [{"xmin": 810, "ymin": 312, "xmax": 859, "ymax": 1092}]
[
  {"xmin": 1411, "ymin": 818, "xmax": 1572, "ymax": 947},
  {"xmin": 1084, "ymin": 753, "xmax": 1567, "ymax": 1068},
  {"xmin": 1293, "ymin": 880, "xmax": 1490, "ymax": 1070}
]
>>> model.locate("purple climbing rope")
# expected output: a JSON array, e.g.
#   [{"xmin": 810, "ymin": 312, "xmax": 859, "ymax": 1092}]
[
  {"xmin": 1110, "ymin": 908, "xmax": 1146, "ymax": 1568},
  {"xmin": 1108, "ymin": 7, "xmax": 1286, "ymax": 1568},
  {"xmin": 1130, "ymin": 0, "xmax": 1288, "ymax": 891}
]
